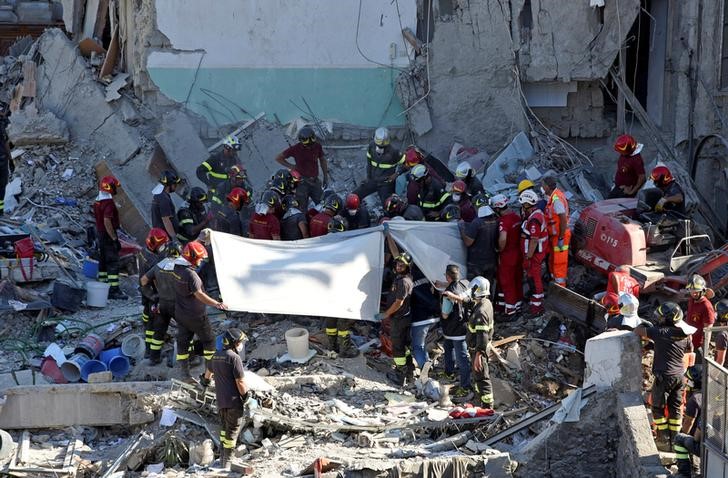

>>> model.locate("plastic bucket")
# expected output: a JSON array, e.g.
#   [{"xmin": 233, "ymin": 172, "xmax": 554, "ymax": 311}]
[
  {"xmin": 121, "ymin": 334, "xmax": 145, "ymax": 359},
  {"xmin": 82, "ymin": 258, "xmax": 99, "ymax": 279},
  {"xmin": 100, "ymin": 347, "xmax": 131, "ymax": 378},
  {"xmin": 40, "ymin": 357, "xmax": 67, "ymax": 384},
  {"xmin": 51, "ymin": 281, "xmax": 86, "ymax": 312},
  {"xmin": 284, "ymin": 328, "xmax": 309, "ymax": 360},
  {"xmin": 74, "ymin": 333, "xmax": 105, "ymax": 358},
  {"xmin": 60, "ymin": 353, "xmax": 90, "ymax": 382},
  {"xmin": 86, "ymin": 281, "xmax": 110, "ymax": 308},
  {"xmin": 80, "ymin": 359, "xmax": 107, "ymax": 382}
]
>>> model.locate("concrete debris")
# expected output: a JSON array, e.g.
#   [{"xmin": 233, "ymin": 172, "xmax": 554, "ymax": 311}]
[
  {"xmin": 8, "ymin": 107, "xmax": 70, "ymax": 146},
  {"xmin": 154, "ymin": 110, "xmax": 209, "ymax": 190},
  {"xmin": 104, "ymin": 73, "xmax": 130, "ymax": 102}
]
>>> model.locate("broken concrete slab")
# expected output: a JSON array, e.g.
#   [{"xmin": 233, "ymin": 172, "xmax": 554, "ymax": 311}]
[
  {"xmin": 105, "ymin": 73, "xmax": 130, "ymax": 102},
  {"xmin": 584, "ymin": 330, "xmax": 642, "ymax": 393},
  {"xmin": 35, "ymin": 29, "xmax": 141, "ymax": 165},
  {"xmin": 234, "ymin": 119, "xmax": 291, "ymax": 191},
  {"xmin": 0, "ymin": 382, "xmax": 170, "ymax": 429},
  {"xmin": 8, "ymin": 108, "xmax": 69, "ymax": 146},
  {"xmin": 154, "ymin": 110, "xmax": 208, "ymax": 189}
]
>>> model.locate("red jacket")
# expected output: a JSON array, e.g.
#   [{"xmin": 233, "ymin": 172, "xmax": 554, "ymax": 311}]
[
  {"xmin": 498, "ymin": 212, "xmax": 522, "ymax": 259},
  {"xmin": 249, "ymin": 213, "xmax": 280, "ymax": 240},
  {"xmin": 309, "ymin": 212, "xmax": 332, "ymax": 238},
  {"xmin": 520, "ymin": 209, "xmax": 548, "ymax": 256},
  {"xmin": 686, "ymin": 296, "xmax": 715, "ymax": 349},
  {"xmin": 606, "ymin": 270, "xmax": 640, "ymax": 297}
]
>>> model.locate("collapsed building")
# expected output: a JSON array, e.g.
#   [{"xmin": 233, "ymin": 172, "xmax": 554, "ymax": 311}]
[{"xmin": 0, "ymin": 0, "xmax": 726, "ymax": 476}]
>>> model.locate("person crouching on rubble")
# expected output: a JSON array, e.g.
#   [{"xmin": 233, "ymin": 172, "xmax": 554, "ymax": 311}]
[
  {"xmin": 173, "ymin": 241, "xmax": 228, "ymax": 382},
  {"xmin": 649, "ymin": 165, "xmax": 686, "ymax": 214},
  {"xmin": 200, "ymin": 328, "xmax": 249, "ymax": 470},
  {"xmin": 633, "ymin": 302, "xmax": 696, "ymax": 451}
]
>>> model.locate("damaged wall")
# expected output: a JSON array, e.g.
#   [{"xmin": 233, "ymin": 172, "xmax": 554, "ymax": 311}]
[{"xmin": 128, "ymin": 0, "xmax": 416, "ymax": 128}]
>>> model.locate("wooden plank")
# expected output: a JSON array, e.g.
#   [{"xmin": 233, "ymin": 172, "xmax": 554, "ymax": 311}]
[
  {"xmin": 21, "ymin": 61, "xmax": 36, "ymax": 98},
  {"xmin": 94, "ymin": 160, "xmax": 150, "ymax": 243},
  {"xmin": 9, "ymin": 84, "xmax": 24, "ymax": 113},
  {"xmin": 492, "ymin": 335, "xmax": 525, "ymax": 348},
  {"xmin": 98, "ymin": 24, "xmax": 118, "ymax": 79},
  {"xmin": 93, "ymin": 0, "xmax": 110, "ymax": 40},
  {"xmin": 18, "ymin": 430, "xmax": 30, "ymax": 464}
]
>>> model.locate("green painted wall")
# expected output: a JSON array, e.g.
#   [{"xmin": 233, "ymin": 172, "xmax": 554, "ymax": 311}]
[{"xmin": 148, "ymin": 67, "xmax": 405, "ymax": 128}]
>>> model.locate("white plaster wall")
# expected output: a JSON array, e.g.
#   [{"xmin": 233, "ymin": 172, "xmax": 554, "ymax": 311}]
[{"xmin": 149, "ymin": 0, "xmax": 417, "ymax": 69}]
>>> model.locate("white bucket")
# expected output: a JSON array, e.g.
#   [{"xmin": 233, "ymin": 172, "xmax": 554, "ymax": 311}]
[
  {"xmin": 284, "ymin": 328, "xmax": 309, "ymax": 360},
  {"xmin": 121, "ymin": 334, "xmax": 145, "ymax": 359},
  {"xmin": 86, "ymin": 281, "xmax": 110, "ymax": 308}
]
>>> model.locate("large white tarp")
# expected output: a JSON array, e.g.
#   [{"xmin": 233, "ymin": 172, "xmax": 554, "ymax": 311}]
[{"xmin": 211, "ymin": 229, "xmax": 384, "ymax": 320}]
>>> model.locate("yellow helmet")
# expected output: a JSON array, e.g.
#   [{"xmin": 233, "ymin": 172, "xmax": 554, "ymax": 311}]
[{"xmin": 517, "ymin": 179, "xmax": 535, "ymax": 194}]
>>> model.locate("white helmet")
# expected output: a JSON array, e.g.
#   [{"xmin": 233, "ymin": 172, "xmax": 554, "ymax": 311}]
[
  {"xmin": 477, "ymin": 205, "xmax": 494, "ymax": 218},
  {"xmin": 470, "ymin": 276, "xmax": 490, "ymax": 299},
  {"xmin": 374, "ymin": 127, "xmax": 390, "ymax": 147},
  {"xmin": 223, "ymin": 135, "xmax": 241, "ymax": 150},
  {"xmin": 619, "ymin": 292, "xmax": 639, "ymax": 317},
  {"xmin": 410, "ymin": 164, "xmax": 428, "ymax": 180},
  {"xmin": 455, "ymin": 162, "xmax": 474, "ymax": 179},
  {"xmin": 490, "ymin": 194, "xmax": 508, "ymax": 209},
  {"xmin": 518, "ymin": 190, "xmax": 539, "ymax": 206}
]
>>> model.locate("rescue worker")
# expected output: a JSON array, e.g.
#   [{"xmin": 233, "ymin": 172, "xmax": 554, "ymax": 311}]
[
  {"xmin": 491, "ymin": 194, "xmax": 523, "ymax": 317},
  {"xmin": 440, "ymin": 204, "xmax": 461, "ymax": 222},
  {"xmin": 606, "ymin": 265, "xmax": 640, "ymax": 298},
  {"xmin": 519, "ymin": 190, "xmax": 548, "ymax": 315},
  {"xmin": 200, "ymin": 328, "xmax": 249, "ymax": 470},
  {"xmin": 140, "ymin": 234, "xmax": 181, "ymax": 365},
  {"xmin": 383, "ymin": 193, "xmax": 424, "ymax": 221},
  {"xmin": 451, "ymin": 180, "xmax": 476, "ymax": 222},
  {"xmin": 454, "ymin": 162, "xmax": 484, "ymax": 197},
  {"xmin": 650, "ymin": 165, "xmax": 685, "ymax": 214},
  {"xmin": 177, "ymin": 187, "xmax": 213, "ymax": 244},
  {"xmin": 541, "ymin": 176, "xmax": 570, "ymax": 287},
  {"xmin": 353, "ymin": 127, "xmax": 401, "ymax": 204},
  {"xmin": 465, "ymin": 276, "xmax": 494, "ymax": 408},
  {"xmin": 674, "ymin": 364, "xmax": 703, "ymax": 478},
  {"xmin": 375, "ymin": 252, "xmax": 414, "ymax": 386},
  {"xmin": 396, "ymin": 146, "xmax": 443, "ymax": 205},
  {"xmin": 607, "ymin": 292, "xmax": 646, "ymax": 330},
  {"xmin": 214, "ymin": 165, "xmax": 253, "ymax": 233},
  {"xmin": 327, "ymin": 216, "xmax": 348, "ymax": 233},
  {"xmin": 280, "ymin": 195, "xmax": 309, "ymax": 240},
  {"xmin": 602, "ymin": 292, "xmax": 622, "ymax": 329},
  {"xmin": 439, "ymin": 264, "xmax": 472, "ymax": 398},
  {"xmin": 94, "ymin": 175, "xmax": 127, "ymax": 300},
  {"xmin": 249, "ymin": 191, "xmax": 281, "ymax": 240},
  {"xmin": 0, "ymin": 101, "xmax": 12, "ymax": 216},
  {"xmin": 634, "ymin": 302, "xmax": 696, "ymax": 451},
  {"xmin": 173, "ymin": 241, "xmax": 228, "ymax": 381},
  {"xmin": 275, "ymin": 126, "xmax": 329, "ymax": 208},
  {"xmin": 214, "ymin": 187, "xmax": 250, "ymax": 236},
  {"xmin": 341, "ymin": 193, "xmax": 370, "ymax": 229},
  {"xmin": 685, "ymin": 274, "xmax": 715, "ymax": 352},
  {"xmin": 197, "ymin": 135, "xmax": 241, "ymax": 205},
  {"xmin": 409, "ymin": 265, "xmax": 440, "ymax": 369},
  {"xmin": 139, "ymin": 228, "xmax": 170, "ymax": 356},
  {"xmin": 713, "ymin": 300, "xmax": 728, "ymax": 366},
  {"xmin": 459, "ymin": 204, "xmax": 498, "ymax": 283},
  {"xmin": 517, "ymin": 179, "xmax": 546, "ymax": 211},
  {"xmin": 151, "ymin": 170, "xmax": 181, "ymax": 242},
  {"xmin": 309, "ymin": 194, "xmax": 342, "ymax": 238},
  {"xmin": 412, "ymin": 164, "xmax": 450, "ymax": 221},
  {"xmin": 610, "ymin": 134, "xmax": 646, "ymax": 198}
]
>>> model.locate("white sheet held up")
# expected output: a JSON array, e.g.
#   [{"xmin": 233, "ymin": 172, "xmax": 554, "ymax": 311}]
[{"xmin": 210, "ymin": 229, "xmax": 383, "ymax": 320}]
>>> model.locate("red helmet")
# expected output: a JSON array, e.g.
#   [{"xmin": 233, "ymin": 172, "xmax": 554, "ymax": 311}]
[
  {"xmin": 345, "ymin": 193, "xmax": 360, "ymax": 210},
  {"xmin": 182, "ymin": 241, "xmax": 208, "ymax": 266},
  {"xmin": 403, "ymin": 146, "xmax": 424, "ymax": 168},
  {"xmin": 384, "ymin": 194, "xmax": 404, "ymax": 215},
  {"xmin": 227, "ymin": 187, "xmax": 250, "ymax": 210},
  {"xmin": 614, "ymin": 134, "xmax": 637, "ymax": 155},
  {"xmin": 650, "ymin": 165, "xmax": 673, "ymax": 186},
  {"xmin": 145, "ymin": 227, "xmax": 170, "ymax": 253},
  {"xmin": 601, "ymin": 292, "xmax": 620, "ymax": 316},
  {"xmin": 228, "ymin": 164, "xmax": 246, "ymax": 180},
  {"xmin": 452, "ymin": 180, "xmax": 467, "ymax": 194},
  {"xmin": 290, "ymin": 169, "xmax": 302, "ymax": 185},
  {"xmin": 100, "ymin": 175, "xmax": 120, "ymax": 193}
]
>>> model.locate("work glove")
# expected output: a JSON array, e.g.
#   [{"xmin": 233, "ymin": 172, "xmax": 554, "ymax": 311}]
[
  {"xmin": 374, "ymin": 312, "xmax": 385, "ymax": 322},
  {"xmin": 198, "ymin": 373, "xmax": 211, "ymax": 388},
  {"xmin": 655, "ymin": 198, "xmax": 667, "ymax": 212}
]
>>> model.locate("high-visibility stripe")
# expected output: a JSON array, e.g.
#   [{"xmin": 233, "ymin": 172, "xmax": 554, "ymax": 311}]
[
  {"xmin": 369, "ymin": 158, "xmax": 402, "ymax": 169},
  {"xmin": 208, "ymin": 171, "xmax": 227, "ymax": 179},
  {"xmin": 211, "ymin": 196, "xmax": 223, "ymax": 204},
  {"xmin": 421, "ymin": 192, "xmax": 450, "ymax": 209},
  {"xmin": 443, "ymin": 334, "xmax": 467, "ymax": 341},
  {"xmin": 673, "ymin": 444, "xmax": 690, "ymax": 459},
  {"xmin": 145, "ymin": 330, "xmax": 155, "ymax": 336},
  {"xmin": 325, "ymin": 328, "xmax": 338, "ymax": 336},
  {"xmin": 203, "ymin": 349, "xmax": 215, "ymax": 359},
  {"xmin": 480, "ymin": 393, "xmax": 494, "ymax": 402},
  {"xmin": 393, "ymin": 356, "xmax": 407, "ymax": 366},
  {"xmin": 366, "ymin": 152, "xmax": 372, "ymax": 159},
  {"xmin": 201, "ymin": 162, "xmax": 212, "ymax": 171},
  {"xmin": 177, "ymin": 353, "xmax": 189, "ymax": 360},
  {"xmin": 553, "ymin": 245, "xmax": 569, "ymax": 252},
  {"xmin": 150, "ymin": 339, "xmax": 164, "ymax": 345},
  {"xmin": 669, "ymin": 424, "xmax": 681, "ymax": 431},
  {"xmin": 337, "ymin": 330, "xmax": 350, "ymax": 337},
  {"xmin": 179, "ymin": 219, "xmax": 194, "ymax": 225},
  {"xmin": 150, "ymin": 344, "xmax": 163, "ymax": 350}
]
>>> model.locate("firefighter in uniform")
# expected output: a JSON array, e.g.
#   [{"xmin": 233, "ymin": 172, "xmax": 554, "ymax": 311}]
[
  {"xmin": 151, "ymin": 170, "xmax": 181, "ymax": 242},
  {"xmin": 214, "ymin": 187, "xmax": 250, "ymax": 236},
  {"xmin": 685, "ymin": 274, "xmax": 715, "ymax": 353},
  {"xmin": 541, "ymin": 176, "xmax": 570, "ymax": 286},
  {"xmin": 634, "ymin": 302, "xmax": 696, "ymax": 451},
  {"xmin": 606, "ymin": 265, "xmax": 640, "ymax": 298},
  {"xmin": 197, "ymin": 135, "xmax": 241, "ymax": 206},
  {"xmin": 714, "ymin": 300, "xmax": 728, "ymax": 366},
  {"xmin": 341, "ymin": 193, "xmax": 370, "ymax": 229},
  {"xmin": 173, "ymin": 241, "xmax": 228, "ymax": 381},
  {"xmin": 140, "ymin": 233, "xmax": 181, "ymax": 365},
  {"xmin": 93, "ymin": 175, "xmax": 127, "ymax": 300},
  {"xmin": 519, "ymin": 190, "xmax": 548, "ymax": 315},
  {"xmin": 200, "ymin": 328, "xmax": 249, "ymax": 470},
  {"xmin": 650, "ymin": 165, "xmax": 686, "ymax": 214},
  {"xmin": 376, "ymin": 252, "xmax": 414, "ymax": 386},
  {"xmin": 412, "ymin": 164, "xmax": 450, "ymax": 221},
  {"xmin": 275, "ymin": 126, "xmax": 328, "ymax": 208},
  {"xmin": 0, "ymin": 101, "xmax": 12, "ymax": 216},
  {"xmin": 674, "ymin": 364, "xmax": 703, "ymax": 478},
  {"xmin": 490, "ymin": 194, "xmax": 523, "ymax": 317},
  {"xmin": 138, "ymin": 228, "xmax": 171, "ymax": 356},
  {"xmin": 309, "ymin": 194, "xmax": 342, "ymax": 237},
  {"xmin": 249, "ymin": 191, "xmax": 281, "ymax": 240},
  {"xmin": 466, "ymin": 276, "xmax": 494, "ymax": 408},
  {"xmin": 454, "ymin": 162, "xmax": 484, "ymax": 197},
  {"xmin": 177, "ymin": 187, "xmax": 213, "ymax": 244},
  {"xmin": 383, "ymin": 194, "xmax": 425, "ymax": 221},
  {"xmin": 353, "ymin": 127, "xmax": 401, "ymax": 204}
]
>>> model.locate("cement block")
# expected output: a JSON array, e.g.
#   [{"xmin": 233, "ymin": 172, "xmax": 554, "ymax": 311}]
[
  {"xmin": 13, "ymin": 369, "xmax": 34, "ymax": 386},
  {"xmin": 0, "ymin": 382, "xmax": 170, "ymax": 429},
  {"xmin": 155, "ymin": 110, "xmax": 209, "ymax": 189},
  {"xmin": 0, "ymin": 373, "xmax": 17, "ymax": 395},
  {"xmin": 406, "ymin": 100, "xmax": 433, "ymax": 136},
  {"xmin": 8, "ymin": 108, "xmax": 70, "ymax": 146},
  {"xmin": 584, "ymin": 330, "xmax": 642, "ymax": 393},
  {"xmin": 616, "ymin": 392, "xmax": 668, "ymax": 477},
  {"xmin": 87, "ymin": 371, "xmax": 112, "ymax": 383}
]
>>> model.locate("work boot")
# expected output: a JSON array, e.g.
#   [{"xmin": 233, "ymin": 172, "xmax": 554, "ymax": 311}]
[
  {"xmin": 177, "ymin": 359, "xmax": 194, "ymax": 383},
  {"xmin": 654, "ymin": 428, "xmax": 671, "ymax": 452},
  {"xmin": 387, "ymin": 366, "xmax": 407, "ymax": 387},
  {"xmin": 405, "ymin": 355, "xmax": 416, "ymax": 381},
  {"xmin": 337, "ymin": 334, "xmax": 360, "ymax": 358},
  {"xmin": 146, "ymin": 350, "xmax": 162, "ymax": 366},
  {"xmin": 108, "ymin": 287, "xmax": 128, "ymax": 300},
  {"xmin": 327, "ymin": 334, "xmax": 339, "ymax": 353},
  {"xmin": 219, "ymin": 447, "xmax": 230, "ymax": 470}
]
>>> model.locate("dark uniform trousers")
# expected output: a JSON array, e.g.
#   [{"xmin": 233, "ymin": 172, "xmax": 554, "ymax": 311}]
[
  {"xmin": 353, "ymin": 179, "xmax": 395, "ymax": 205},
  {"xmin": 175, "ymin": 314, "xmax": 216, "ymax": 363},
  {"xmin": 325, "ymin": 317, "xmax": 353, "ymax": 341},
  {"xmin": 97, "ymin": 232, "xmax": 120, "ymax": 288},
  {"xmin": 652, "ymin": 373, "xmax": 684, "ymax": 437},
  {"xmin": 391, "ymin": 314, "xmax": 412, "ymax": 368},
  {"xmin": 469, "ymin": 334, "xmax": 493, "ymax": 407},
  {"xmin": 220, "ymin": 406, "xmax": 245, "ymax": 452},
  {"xmin": 673, "ymin": 432, "xmax": 700, "ymax": 477},
  {"xmin": 149, "ymin": 300, "xmax": 174, "ymax": 360},
  {"xmin": 142, "ymin": 297, "xmax": 154, "ymax": 353}
]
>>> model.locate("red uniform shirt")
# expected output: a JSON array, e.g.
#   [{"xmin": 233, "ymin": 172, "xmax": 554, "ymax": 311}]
[
  {"xmin": 406, "ymin": 163, "xmax": 443, "ymax": 205},
  {"xmin": 93, "ymin": 199, "xmax": 119, "ymax": 235},
  {"xmin": 521, "ymin": 209, "xmax": 548, "ymax": 255},
  {"xmin": 498, "ymin": 212, "xmax": 522, "ymax": 256},
  {"xmin": 459, "ymin": 199, "xmax": 476, "ymax": 223},
  {"xmin": 614, "ymin": 153, "xmax": 645, "ymax": 189},
  {"xmin": 249, "ymin": 213, "xmax": 280, "ymax": 240},
  {"xmin": 280, "ymin": 143, "xmax": 324, "ymax": 178},
  {"xmin": 606, "ymin": 270, "xmax": 640, "ymax": 297},
  {"xmin": 309, "ymin": 212, "xmax": 332, "ymax": 238},
  {"xmin": 686, "ymin": 296, "xmax": 715, "ymax": 349}
]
